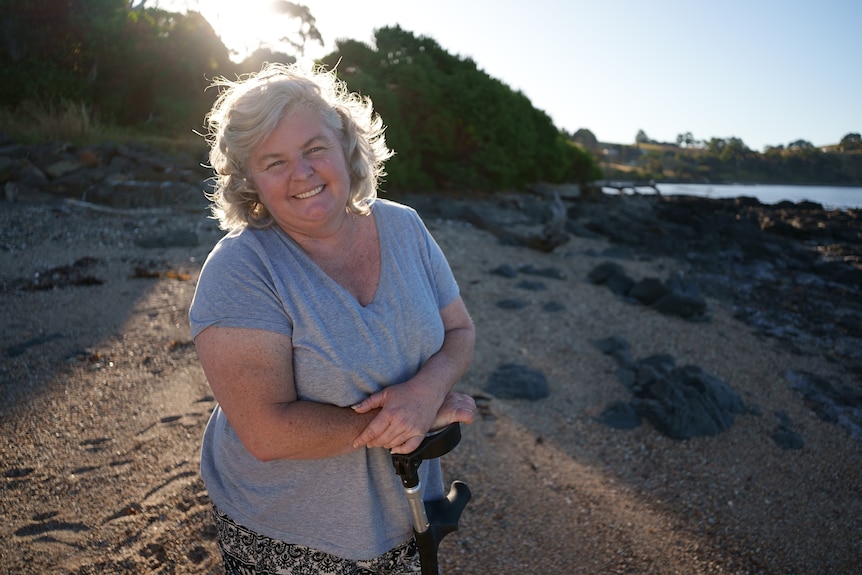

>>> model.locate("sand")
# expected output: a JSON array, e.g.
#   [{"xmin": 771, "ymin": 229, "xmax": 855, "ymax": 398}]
[{"xmin": 1, "ymin": 194, "xmax": 860, "ymax": 574}]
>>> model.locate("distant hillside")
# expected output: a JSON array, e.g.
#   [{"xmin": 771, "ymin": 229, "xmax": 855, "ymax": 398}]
[{"xmin": 589, "ymin": 140, "xmax": 862, "ymax": 186}]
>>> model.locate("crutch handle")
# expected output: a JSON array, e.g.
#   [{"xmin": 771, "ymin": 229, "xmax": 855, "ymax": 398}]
[{"xmin": 391, "ymin": 423, "xmax": 462, "ymax": 488}]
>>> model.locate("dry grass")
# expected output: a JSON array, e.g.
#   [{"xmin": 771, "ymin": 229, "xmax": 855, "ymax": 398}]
[{"xmin": 0, "ymin": 100, "xmax": 207, "ymax": 161}]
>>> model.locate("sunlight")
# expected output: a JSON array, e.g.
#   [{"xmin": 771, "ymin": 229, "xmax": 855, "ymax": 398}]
[
  {"xmin": 175, "ymin": 0, "xmax": 322, "ymax": 61},
  {"xmin": 195, "ymin": 0, "xmax": 282, "ymax": 59}
]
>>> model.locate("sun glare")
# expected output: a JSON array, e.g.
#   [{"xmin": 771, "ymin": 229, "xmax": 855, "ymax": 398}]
[{"xmin": 195, "ymin": 0, "xmax": 315, "ymax": 61}]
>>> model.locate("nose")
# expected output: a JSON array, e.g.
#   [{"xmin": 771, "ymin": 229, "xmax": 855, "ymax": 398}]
[{"xmin": 291, "ymin": 157, "xmax": 313, "ymax": 180}]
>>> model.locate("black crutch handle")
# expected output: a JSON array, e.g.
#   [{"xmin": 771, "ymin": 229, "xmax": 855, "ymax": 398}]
[{"xmin": 391, "ymin": 422, "xmax": 462, "ymax": 488}]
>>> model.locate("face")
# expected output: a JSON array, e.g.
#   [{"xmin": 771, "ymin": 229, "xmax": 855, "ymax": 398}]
[{"xmin": 248, "ymin": 107, "xmax": 352, "ymax": 238}]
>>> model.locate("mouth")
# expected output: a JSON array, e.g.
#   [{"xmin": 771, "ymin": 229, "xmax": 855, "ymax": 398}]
[{"xmin": 295, "ymin": 185, "xmax": 324, "ymax": 200}]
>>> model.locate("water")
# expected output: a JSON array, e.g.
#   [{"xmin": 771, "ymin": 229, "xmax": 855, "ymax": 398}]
[{"xmin": 606, "ymin": 183, "xmax": 862, "ymax": 210}]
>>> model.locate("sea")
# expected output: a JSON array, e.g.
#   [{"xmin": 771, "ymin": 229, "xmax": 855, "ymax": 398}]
[{"xmin": 605, "ymin": 183, "xmax": 862, "ymax": 210}]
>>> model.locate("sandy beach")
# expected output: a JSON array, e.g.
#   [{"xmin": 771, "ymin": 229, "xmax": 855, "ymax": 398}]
[{"xmin": 1, "ymin": 191, "xmax": 860, "ymax": 574}]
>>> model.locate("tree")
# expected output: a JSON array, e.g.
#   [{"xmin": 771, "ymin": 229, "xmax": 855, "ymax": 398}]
[
  {"xmin": 320, "ymin": 26, "xmax": 598, "ymax": 191},
  {"xmin": 271, "ymin": 1, "xmax": 324, "ymax": 57},
  {"xmin": 676, "ymin": 131, "xmax": 695, "ymax": 148},
  {"xmin": 571, "ymin": 128, "xmax": 598, "ymax": 150},
  {"xmin": 787, "ymin": 139, "xmax": 815, "ymax": 150},
  {"xmin": 839, "ymin": 132, "xmax": 862, "ymax": 152},
  {"xmin": 635, "ymin": 129, "xmax": 650, "ymax": 145}
]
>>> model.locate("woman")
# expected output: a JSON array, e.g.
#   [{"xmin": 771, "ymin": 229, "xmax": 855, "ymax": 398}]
[{"xmin": 189, "ymin": 62, "xmax": 476, "ymax": 575}]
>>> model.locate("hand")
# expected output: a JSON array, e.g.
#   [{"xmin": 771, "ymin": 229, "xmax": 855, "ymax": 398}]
[
  {"xmin": 352, "ymin": 388, "xmax": 475, "ymax": 455},
  {"xmin": 430, "ymin": 391, "xmax": 476, "ymax": 432}
]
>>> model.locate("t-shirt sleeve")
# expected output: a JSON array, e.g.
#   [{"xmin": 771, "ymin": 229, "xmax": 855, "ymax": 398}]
[
  {"xmin": 189, "ymin": 234, "xmax": 293, "ymax": 340},
  {"xmin": 409, "ymin": 207, "xmax": 460, "ymax": 310}
]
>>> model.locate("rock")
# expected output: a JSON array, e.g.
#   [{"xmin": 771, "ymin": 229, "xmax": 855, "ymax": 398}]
[
  {"xmin": 0, "ymin": 139, "xmax": 210, "ymax": 210},
  {"xmin": 787, "ymin": 370, "xmax": 862, "ymax": 442},
  {"xmin": 515, "ymin": 280, "xmax": 546, "ymax": 291},
  {"xmin": 593, "ymin": 335, "xmax": 634, "ymax": 368},
  {"xmin": 597, "ymin": 401, "xmax": 642, "ymax": 429},
  {"xmin": 650, "ymin": 292, "xmax": 707, "ymax": 319},
  {"xmin": 590, "ymin": 263, "xmax": 708, "ymax": 319},
  {"xmin": 628, "ymin": 277, "xmax": 670, "ymax": 305},
  {"xmin": 496, "ymin": 299, "xmax": 528, "ymax": 310},
  {"xmin": 597, "ymin": 337, "xmax": 747, "ymax": 439},
  {"xmin": 485, "ymin": 364, "xmax": 549, "ymax": 400},
  {"xmin": 587, "ymin": 261, "xmax": 626, "ymax": 284},
  {"xmin": 490, "ymin": 264, "xmax": 518, "ymax": 278},
  {"xmin": 517, "ymin": 264, "xmax": 566, "ymax": 280},
  {"xmin": 634, "ymin": 363, "xmax": 747, "ymax": 439}
]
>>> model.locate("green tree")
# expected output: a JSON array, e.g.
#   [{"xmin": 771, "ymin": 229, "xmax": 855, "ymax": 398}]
[
  {"xmin": 321, "ymin": 26, "xmax": 597, "ymax": 191},
  {"xmin": 572, "ymin": 128, "xmax": 598, "ymax": 150},
  {"xmin": 839, "ymin": 132, "xmax": 862, "ymax": 152}
]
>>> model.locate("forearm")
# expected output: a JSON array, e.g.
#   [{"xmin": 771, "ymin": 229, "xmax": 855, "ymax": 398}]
[
  {"xmin": 243, "ymin": 400, "xmax": 379, "ymax": 462},
  {"xmin": 409, "ymin": 324, "xmax": 476, "ymax": 410}
]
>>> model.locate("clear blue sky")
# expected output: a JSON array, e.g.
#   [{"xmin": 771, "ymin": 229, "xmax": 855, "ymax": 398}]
[{"xmin": 171, "ymin": 0, "xmax": 861, "ymax": 151}]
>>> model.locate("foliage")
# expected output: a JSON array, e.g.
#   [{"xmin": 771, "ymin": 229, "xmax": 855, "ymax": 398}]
[
  {"xmin": 321, "ymin": 26, "xmax": 599, "ymax": 192},
  {"xmin": 1, "ymin": 5, "xmax": 598, "ymax": 192},
  {"xmin": 840, "ymin": 133, "xmax": 862, "ymax": 152},
  {"xmin": 598, "ymin": 135, "xmax": 862, "ymax": 185}
]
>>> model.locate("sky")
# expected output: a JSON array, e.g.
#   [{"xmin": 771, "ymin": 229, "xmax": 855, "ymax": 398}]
[{"xmin": 164, "ymin": 0, "xmax": 861, "ymax": 151}]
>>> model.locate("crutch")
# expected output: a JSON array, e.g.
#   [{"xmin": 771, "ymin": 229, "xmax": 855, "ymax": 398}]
[{"xmin": 390, "ymin": 423, "xmax": 471, "ymax": 575}]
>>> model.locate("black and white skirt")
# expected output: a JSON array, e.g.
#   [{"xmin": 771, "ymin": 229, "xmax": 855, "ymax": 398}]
[{"xmin": 212, "ymin": 505, "xmax": 422, "ymax": 575}]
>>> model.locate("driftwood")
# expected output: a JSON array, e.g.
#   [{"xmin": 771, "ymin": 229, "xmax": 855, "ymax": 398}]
[{"xmin": 463, "ymin": 192, "xmax": 569, "ymax": 252}]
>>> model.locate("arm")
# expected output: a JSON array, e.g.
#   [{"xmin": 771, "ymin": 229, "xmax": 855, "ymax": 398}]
[
  {"xmin": 194, "ymin": 326, "xmax": 378, "ymax": 461},
  {"xmin": 351, "ymin": 296, "xmax": 476, "ymax": 454}
]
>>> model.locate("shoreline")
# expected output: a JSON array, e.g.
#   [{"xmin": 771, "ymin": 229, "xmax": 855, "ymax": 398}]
[{"xmin": 2, "ymin": 187, "xmax": 861, "ymax": 574}]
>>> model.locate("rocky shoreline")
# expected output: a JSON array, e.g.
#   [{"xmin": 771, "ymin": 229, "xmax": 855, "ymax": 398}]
[
  {"xmin": 2, "ymin": 140, "xmax": 862, "ymax": 573},
  {"xmin": 3, "ymin": 138, "xmax": 861, "ymax": 430},
  {"xmin": 3, "ymin": 138, "xmax": 861, "ymax": 443}
]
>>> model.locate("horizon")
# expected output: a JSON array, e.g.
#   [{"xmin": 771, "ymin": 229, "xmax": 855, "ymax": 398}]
[{"xmin": 164, "ymin": 0, "xmax": 861, "ymax": 151}]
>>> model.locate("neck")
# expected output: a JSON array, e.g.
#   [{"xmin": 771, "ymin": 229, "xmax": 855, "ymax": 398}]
[{"xmin": 293, "ymin": 211, "xmax": 357, "ymax": 263}]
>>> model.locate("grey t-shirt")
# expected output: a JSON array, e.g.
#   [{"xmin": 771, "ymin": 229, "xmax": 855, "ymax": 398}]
[{"xmin": 189, "ymin": 199, "xmax": 460, "ymax": 559}]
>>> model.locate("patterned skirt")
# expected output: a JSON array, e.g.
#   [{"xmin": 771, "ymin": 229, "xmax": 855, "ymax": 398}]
[{"xmin": 212, "ymin": 505, "xmax": 422, "ymax": 575}]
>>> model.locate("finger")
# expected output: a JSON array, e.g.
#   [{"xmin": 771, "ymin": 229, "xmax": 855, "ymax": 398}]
[
  {"xmin": 352, "ymin": 413, "xmax": 390, "ymax": 448},
  {"xmin": 456, "ymin": 406, "xmax": 475, "ymax": 425},
  {"xmin": 390, "ymin": 434, "xmax": 425, "ymax": 455},
  {"xmin": 351, "ymin": 392, "xmax": 385, "ymax": 414}
]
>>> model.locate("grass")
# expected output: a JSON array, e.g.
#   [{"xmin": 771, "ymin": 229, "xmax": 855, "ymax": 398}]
[{"xmin": 0, "ymin": 99, "xmax": 209, "ymax": 164}]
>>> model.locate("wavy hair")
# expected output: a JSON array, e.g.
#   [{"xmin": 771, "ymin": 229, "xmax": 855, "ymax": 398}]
[{"xmin": 203, "ymin": 62, "xmax": 393, "ymax": 230}]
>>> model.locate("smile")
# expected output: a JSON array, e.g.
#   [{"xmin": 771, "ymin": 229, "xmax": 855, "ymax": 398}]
[{"xmin": 295, "ymin": 185, "xmax": 324, "ymax": 199}]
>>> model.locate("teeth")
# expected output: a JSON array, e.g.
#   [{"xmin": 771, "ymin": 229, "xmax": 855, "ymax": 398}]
[{"xmin": 296, "ymin": 186, "xmax": 323, "ymax": 199}]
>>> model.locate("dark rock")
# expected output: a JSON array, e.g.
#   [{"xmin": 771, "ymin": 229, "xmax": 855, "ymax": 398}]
[
  {"xmin": 597, "ymin": 401, "xmax": 642, "ymax": 429},
  {"xmin": 771, "ymin": 410, "xmax": 804, "ymax": 449},
  {"xmin": 518, "ymin": 264, "xmax": 566, "ymax": 280},
  {"xmin": 490, "ymin": 264, "xmax": 518, "ymax": 278},
  {"xmin": 606, "ymin": 271, "xmax": 635, "ymax": 295},
  {"xmin": 485, "ymin": 363, "xmax": 549, "ymax": 400},
  {"xmin": 628, "ymin": 277, "xmax": 670, "ymax": 305},
  {"xmin": 593, "ymin": 335, "xmax": 634, "ymax": 368},
  {"xmin": 587, "ymin": 261, "xmax": 626, "ymax": 284},
  {"xmin": 635, "ymin": 363, "xmax": 747, "ymax": 439},
  {"xmin": 542, "ymin": 302, "xmax": 565, "ymax": 312},
  {"xmin": 515, "ymin": 280, "xmax": 546, "ymax": 291},
  {"xmin": 650, "ymin": 291, "xmax": 707, "ymax": 319},
  {"xmin": 598, "ymin": 337, "xmax": 747, "ymax": 440},
  {"xmin": 0, "ymin": 139, "xmax": 210, "ymax": 209},
  {"xmin": 787, "ymin": 370, "xmax": 862, "ymax": 442},
  {"xmin": 496, "ymin": 299, "xmax": 527, "ymax": 310}
]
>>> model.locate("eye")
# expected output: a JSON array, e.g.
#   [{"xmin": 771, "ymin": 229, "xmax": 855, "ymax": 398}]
[{"xmin": 265, "ymin": 159, "xmax": 285, "ymax": 170}]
